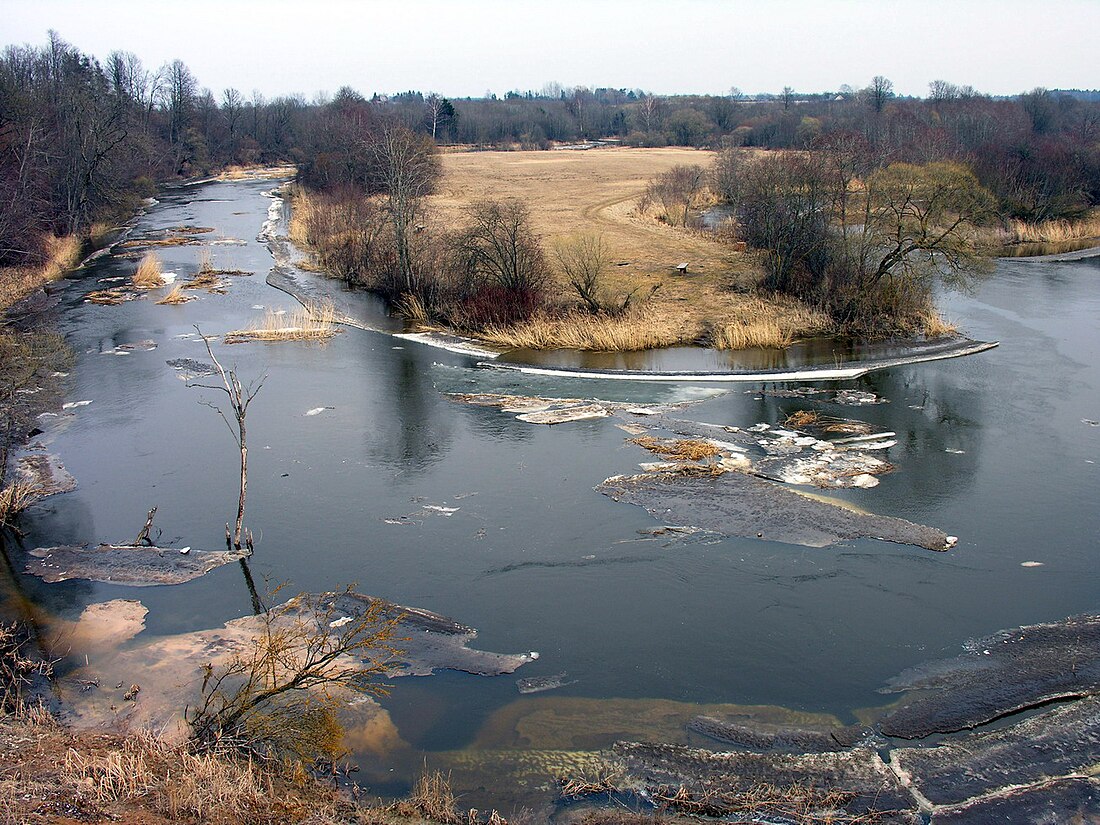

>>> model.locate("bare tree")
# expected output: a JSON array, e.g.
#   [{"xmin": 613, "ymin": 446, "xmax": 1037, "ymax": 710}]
[
  {"xmin": 554, "ymin": 233, "xmax": 611, "ymax": 313},
  {"xmin": 188, "ymin": 588, "xmax": 400, "ymax": 761},
  {"xmin": 190, "ymin": 327, "xmax": 263, "ymax": 553},
  {"xmin": 643, "ymin": 164, "xmax": 706, "ymax": 227},
  {"xmin": 368, "ymin": 121, "xmax": 441, "ymax": 296},
  {"xmin": 864, "ymin": 75, "xmax": 894, "ymax": 114}
]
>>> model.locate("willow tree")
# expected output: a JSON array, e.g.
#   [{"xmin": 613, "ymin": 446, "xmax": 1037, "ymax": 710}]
[{"xmin": 831, "ymin": 161, "xmax": 997, "ymax": 326}]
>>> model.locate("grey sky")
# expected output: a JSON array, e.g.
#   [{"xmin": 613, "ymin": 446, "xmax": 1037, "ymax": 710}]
[{"xmin": 3, "ymin": 0, "xmax": 1097, "ymax": 100}]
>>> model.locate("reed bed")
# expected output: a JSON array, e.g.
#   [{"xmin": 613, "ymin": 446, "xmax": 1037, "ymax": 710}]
[
  {"xmin": 919, "ymin": 310, "xmax": 958, "ymax": 338},
  {"xmin": 224, "ymin": 301, "xmax": 340, "ymax": 343},
  {"xmin": 975, "ymin": 213, "xmax": 1100, "ymax": 248},
  {"xmin": 481, "ymin": 309, "xmax": 685, "ymax": 352},
  {"xmin": 131, "ymin": 253, "xmax": 164, "ymax": 288},
  {"xmin": 707, "ymin": 297, "xmax": 832, "ymax": 350}
]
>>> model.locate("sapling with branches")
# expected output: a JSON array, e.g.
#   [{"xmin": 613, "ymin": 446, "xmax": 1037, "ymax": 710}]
[
  {"xmin": 189, "ymin": 326, "xmax": 264, "ymax": 553},
  {"xmin": 187, "ymin": 587, "xmax": 401, "ymax": 763}
]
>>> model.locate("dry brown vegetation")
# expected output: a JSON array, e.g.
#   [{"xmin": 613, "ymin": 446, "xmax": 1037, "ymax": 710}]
[
  {"xmin": 156, "ymin": 284, "xmax": 193, "ymax": 305},
  {"xmin": 783, "ymin": 410, "xmax": 874, "ymax": 435},
  {"xmin": 629, "ymin": 436, "xmax": 722, "ymax": 462},
  {"xmin": 978, "ymin": 211, "xmax": 1100, "ymax": 247},
  {"xmin": 426, "ymin": 148, "xmax": 825, "ymax": 349},
  {"xmin": 705, "ymin": 297, "xmax": 833, "ymax": 350},
  {"xmin": 0, "ymin": 234, "xmax": 83, "ymax": 312},
  {"xmin": 224, "ymin": 302, "xmax": 340, "ymax": 344},
  {"xmin": 0, "ymin": 708, "xmax": 357, "ymax": 825},
  {"xmin": 131, "ymin": 252, "xmax": 165, "ymax": 288},
  {"xmin": 480, "ymin": 308, "xmax": 682, "ymax": 351}
]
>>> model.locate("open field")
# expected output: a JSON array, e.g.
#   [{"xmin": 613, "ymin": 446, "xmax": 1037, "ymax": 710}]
[{"xmin": 429, "ymin": 147, "xmax": 828, "ymax": 348}]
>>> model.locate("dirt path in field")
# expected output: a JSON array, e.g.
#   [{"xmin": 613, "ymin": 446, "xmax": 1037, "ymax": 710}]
[{"xmin": 429, "ymin": 148, "xmax": 759, "ymax": 333}]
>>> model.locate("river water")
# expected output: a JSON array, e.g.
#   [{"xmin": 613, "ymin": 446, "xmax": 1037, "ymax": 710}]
[{"xmin": 3, "ymin": 179, "xmax": 1099, "ymax": 812}]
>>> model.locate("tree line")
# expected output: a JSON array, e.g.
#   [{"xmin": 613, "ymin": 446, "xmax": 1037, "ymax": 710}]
[{"xmin": 4, "ymin": 32, "xmax": 1098, "ymax": 274}]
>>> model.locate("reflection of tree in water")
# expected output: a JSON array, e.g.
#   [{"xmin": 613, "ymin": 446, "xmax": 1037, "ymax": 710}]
[
  {"xmin": 0, "ymin": 527, "xmax": 96, "ymax": 679},
  {"xmin": 741, "ymin": 367, "xmax": 983, "ymax": 511},
  {"xmin": 365, "ymin": 352, "xmax": 454, "ymax": 476},
  {"xmin": 854, "ymin": 369, "xmax": 982, "ymax": 507}
]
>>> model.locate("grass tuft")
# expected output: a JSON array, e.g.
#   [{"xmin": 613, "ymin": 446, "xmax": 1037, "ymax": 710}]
[
  {"xmin": 389, "ymin": 769, "xmax": 461, "ymax": 824},
  {"xmin": 481, "ymin": 309, "xmax": 685, "ymax": 352},
  {"xmin": 919, "ymin": 310, "xmax": 958, "ymax": 339},
  {"xmin": 132, "ymin": 253, "xmax": 165, "ymax": 289},
  {"xmin": 707, "ymin": 297, "xmax": 831, "ymax": 350},
  {"xmin": 630, "ymin": 435, "xmax": 723, "ymax": 462},
  {"xmin": 0, "ymin": 482, "xmax": 44, "ymax": 527},
  {"xmin": 224, "ymin": 301, "xmax": 340, "ymax": 344},
  {"xmin": 156, "ymin": 284, "xmax": 193, "ymax": 305}
]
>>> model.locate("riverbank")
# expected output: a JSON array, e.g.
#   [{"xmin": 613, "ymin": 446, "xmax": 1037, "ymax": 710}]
[{"xmin": 290, "ymin": 148, "xmax": 840, "ymax": 352}]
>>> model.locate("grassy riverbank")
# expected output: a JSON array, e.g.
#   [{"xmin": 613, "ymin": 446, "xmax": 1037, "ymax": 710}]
[{"xmin": 290, "ymin": 148, "xmax": 835, "ymax": 352}]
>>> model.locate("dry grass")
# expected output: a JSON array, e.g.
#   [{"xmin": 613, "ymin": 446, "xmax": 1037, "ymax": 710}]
[
  {"xmin": 973, "ymin": 212, "xmax": 1100, "ymax": 249},
  {"xmin": 919, "ymin": 310, "xmax": 958, "ymax": 339},
  {"xmin": 84, "ymin": 287, "xmax": 137, "ymax": 305},
  {"xmin": 224, "ymin": 301, "xmax": 340, "ymax": 343},
  {"xmin": 119, "ymin": 236, "xmax": 201, "ymax": 249},
  {"xmin": 707, "ymin": 297, "xmax": 832, "ymax": 350},
  {"xmin": 429, "ymin": 148, "xmax": 820, "ymax": 350},
  {"xmin": 216, "ymin": 164, "xmax": 297, "ymax": 181},
  {"xmin": 1002, "ymin": 214, "xmax": 1100, "ymax": 244},
  {"xmin": 132, "ymin": 252, "xmax": 165, "ymax": 288},
  {"xmin": 156, "ymin": 284, "xmax": 194, "ymax": 305},
  {"xmin": 1, "ymin": 234, "xmax": 84, "ymax": 312},
  {"xmin": 393, "ymin": 292, "xmax": 430, "ymax": 323},
  {"xmin": 481, "ymin": 308, "xmax": 687, "ymax": 351},
  {"xmin": 40, "ymin": 234, "xmax": 84, "ymax": 281},
  {"xmin": 388, "ymin": 769, "xmax": 461, "ymax": 824},
  {"xmin": 783, "ymin": 410, "xmax": 873, "ymax": 435},
  {"xmin": 0, "ymin": 481, "xmax": 44, "ymax": 526},
  {"xmin": 629, "ymin": 435, "xmax": 723, "ymax": 462},
  {"xmin": 184, "ymin": 270, "xmax": 226, "ymax": 290}
]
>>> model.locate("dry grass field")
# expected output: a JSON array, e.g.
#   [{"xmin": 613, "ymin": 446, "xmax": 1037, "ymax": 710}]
[{"xmin": 429, "ymin": 147, "xmax": 830, "ymax": 348}]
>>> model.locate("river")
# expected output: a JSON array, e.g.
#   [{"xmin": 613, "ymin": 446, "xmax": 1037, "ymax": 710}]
[{"xmin": 3, "ymin": 177, "xmax": 1099, "ymax": 813}]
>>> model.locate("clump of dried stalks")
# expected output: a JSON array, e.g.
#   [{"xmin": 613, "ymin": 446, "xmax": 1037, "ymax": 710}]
[
  {"xmin": 84, "ymin": 287, "xmax": 137, "ymax": 305},
  {"xmin": 481, "ymin": 309, "xmax": 683, "ymax": 352},
  {"xmin": 784, "ymin": 410, "xmax": 873, "ymax": 435},
  {"xmin": 918, "ymin": 309, "xmax": 958, "ymax": 339},
  {"xmin": 388, "ymin": 769, "xmax": 462, "ymax": 823},
  {"xmin": 224, "ymin": 301, "xmax": 340, "ymax": 344},
  {"xmin": 131, "ymin": 253, "xmax": 164, "ymax": 288},
  {"xmin": 707, "ymin": 297, "xmax": 832, "ymax": 350},
  {"xmin": 0, "ymin": 481, "xmax": 44, "ymax": 528},
  {"xmin": 630, "ymin": 435, "xmax": 722, "ymax": 462},
  {"xmin": 1, "ymin": 622, "xmax": 53, "ymax": 710},
  {"xmin": 61, "ymin": 733, "xmax": 280, "ymax": 822},
  {"xmin": 156, "ymin": 284, "xmax": 193, "ymax": 305}
]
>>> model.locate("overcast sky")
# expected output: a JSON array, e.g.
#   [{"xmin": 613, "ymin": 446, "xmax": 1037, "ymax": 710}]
[{"xmin": 3, "ymin": 0, "xmax": 1097, "ymax": 100}]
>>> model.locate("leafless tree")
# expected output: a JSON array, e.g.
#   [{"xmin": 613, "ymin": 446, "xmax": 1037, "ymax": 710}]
[
  {"xmin": 863, "ymin": 75, "xmax": 894, "ymax": 114},
  {"xmin": 643, "ymin": 164, "xmax": 706, "ymax": 227},
  {"xmin": 454, "ymin": 198, "xmax": 550, "ymax": 294},
  {"xmin": 190, "ymin": 327, "xmax": 263, "ymax": 553},
  {"xmin": 368, "ymin": 121, "xmax": 441, "ymax": 296},
  {"xmin": 554, "ymin": 233, "xmax": 612, "ymax": 314}
]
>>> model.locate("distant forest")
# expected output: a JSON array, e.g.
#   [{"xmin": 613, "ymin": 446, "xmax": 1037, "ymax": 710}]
[{"xmin": 2, "ymin": 32, "xmax": 1098, "ymax": 267}]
